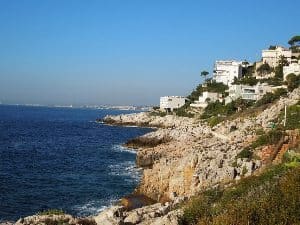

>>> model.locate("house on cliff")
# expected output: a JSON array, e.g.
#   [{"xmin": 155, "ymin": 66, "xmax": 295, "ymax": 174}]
[
  {"xmin": 160, "ymin": 96, "xmax": 186, "ymax": 112},
  {"xmin": 190, "ymin": 91, "xmax": 222, "ymax": 108},
  {"xmin": 213, "ymin": 60, "xmax": 243, "ymax": 86}
]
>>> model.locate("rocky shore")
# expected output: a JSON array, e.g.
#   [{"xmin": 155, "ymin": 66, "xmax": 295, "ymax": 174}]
[{"xmin": 4, "ymin": 87, "xmax": 299, "ymax": 225}]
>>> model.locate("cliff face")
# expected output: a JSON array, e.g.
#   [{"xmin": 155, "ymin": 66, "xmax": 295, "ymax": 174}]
[
  {"xmin": 10, "ymin": 87, "xmax": 300, "ymax": 225},
  {"xmin": 103, "ymin": 87, "xmax": 300, "ymax": 203}
]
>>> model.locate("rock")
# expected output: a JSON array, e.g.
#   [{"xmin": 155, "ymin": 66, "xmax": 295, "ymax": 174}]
[
  {"xmin": 124, "ymin": 211, "xmax": 141, "ymax": 224},
  {"xmin": 94, "ymin": 206, "xmax": 124, "ymax": 225}
]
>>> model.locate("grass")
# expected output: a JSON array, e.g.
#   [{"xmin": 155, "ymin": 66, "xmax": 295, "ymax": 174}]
[
  {"xmin": 179, "ymin": 163, "xmax": 300, "ymax": 225},
  {"xmin": 236, "ymin": 129, "xmax": 285, "ymax": 160}
]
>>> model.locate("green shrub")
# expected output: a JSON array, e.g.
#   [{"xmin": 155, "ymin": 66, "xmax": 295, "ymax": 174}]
[
  {"xmin": 233, "ymin": 76, "xmax": 258, "ymax": 86},
  {"xmin": 257, "ymin": 63, "xmax": 273, "ymax": 75},
  {"xmin": 207, "ymin": 116, "xmax": 223, "ymax": 127},
  {"xmin": 188, "ymin": 81, "xmax": 228, "ymax": 102},
  {"xmin": 149, "ymin": 111, "xmax": 167, "ymax": 117},
  {"xmin": 180, "ymin": 164, "xmax": 300, "ymax": 225},
  {"xmin": 237, "ymin": 148, "xmax": 253, "ymax": 159},
  {"xmin": 286, "ymin": 73, "xmax": 300, "ymax": 91},
  {"xmin": 255, "ymin": 88, "xmax": 287, "ymax": 107},
  {"xmin": 174, "ymin": 105, "xmax": 194, "ymax": 118},
  {"xmin": 251, "ymin": 129, "xmax": 284, "ymax": 149}
]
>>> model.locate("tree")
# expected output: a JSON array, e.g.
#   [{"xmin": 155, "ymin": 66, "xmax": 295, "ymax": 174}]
[
  {"xmin": 286, "ymin": 73, "xmax": 300, "ymax": 91},
  {"xmin": 275, "ymin": 55, "xmax": 289, "ymax": 79},
  {"xmin": 288, "ymin": 35, "xmax": 300, "ymax": 46},
  {"xmin": 257, "ymin": 63, "xmax": 272, "ymax": 75},
  {"xmin": 269, "ymin": 45, "xmax": 277, "ymax": 50},
  {"xmin": 201, "ymin": 70, "xmax": 209, "ymax": 81}
]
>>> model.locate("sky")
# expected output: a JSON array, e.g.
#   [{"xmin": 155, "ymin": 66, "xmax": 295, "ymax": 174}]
[{"xmin": 0, "ymin": 0, "xmax": 299, "ymax": 106}]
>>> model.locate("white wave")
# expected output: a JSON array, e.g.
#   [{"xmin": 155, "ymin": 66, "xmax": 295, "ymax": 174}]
[
  {"xmin": 108, "ymin": 161, "xmax": 142, "ymax": 182},
  {"xmin": 112, "ymin": 144, "xmax": 137, "ymax": 154},
  {"xmin": 73, "ymin": 198, "xmax": 119, "ymax": 216}
]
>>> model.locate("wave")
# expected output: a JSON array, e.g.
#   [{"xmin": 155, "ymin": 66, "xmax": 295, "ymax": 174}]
[
  {"xmin": 112, "ymin": 144, "xmax": 137, "ymax": 154},
  {"xmin": 72, "ymin": 198, "xmax": 119, "ymax": 217},
  {"xmin": 108, "ymin": 161, "xmax": 142, "ymax": 182}
]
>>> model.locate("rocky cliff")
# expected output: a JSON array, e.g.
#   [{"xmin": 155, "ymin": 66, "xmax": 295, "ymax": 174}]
[{"xmin": 6, "ymin": 87, "xmax": 299, "ymax": 225}]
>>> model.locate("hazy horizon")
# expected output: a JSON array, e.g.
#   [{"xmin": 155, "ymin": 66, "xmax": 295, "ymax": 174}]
[{"xmin": 0, "ymin": 0, "xmax": 299, "ymax": 106}]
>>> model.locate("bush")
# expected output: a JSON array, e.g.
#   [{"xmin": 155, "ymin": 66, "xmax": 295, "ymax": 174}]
[
  {"xmin": 257, "ymin": 63, "xmax": 273, "ymax": 75},
  {"xmin": 207, "ymin": 116, "xmax": 223, "ymax": 127},
  {"xmin": 174, "ymin": 105, "xmax": 194, "ymax": 118},
  {"xmin": 180, "ymin": 164, "xmax": 300, "ymax": 225},
  {"xmin": 237, "ymin": 148, "xmax": 253, "ymax": 159},
  {"xmin": 149, "ymin": 111, "xmax": 167, "ymax": 117},
  {"xmin": 280, "ymin": 101, "xmax": 300, "ymax": 130},
  {"xmin": 255, "ymin": 88, "xmax": 287, "ymax": 107},
  {"xmin": 251, "ymin": 129, "xmax": 284, "ymax": 149},
  {"xmin": 233, "ymin": 76, "xmax": 258, "ymax": 86},
  {"xmin": 188, "ymin": 81, "xmax": 228, "ymax": 102},
  {"xmin": 286, "ymin": 73, "xmax": 300, "ymax": 91}
]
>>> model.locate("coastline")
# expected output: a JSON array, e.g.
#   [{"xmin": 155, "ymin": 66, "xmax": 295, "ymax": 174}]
[{"xmin": 6, "ymin": 86, "xmax": 300, "ymax": 225}]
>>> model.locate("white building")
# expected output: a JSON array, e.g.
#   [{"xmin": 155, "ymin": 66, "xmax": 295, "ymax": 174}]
[
  {"xmin": 213, "ymin": 60, "xmax": 243, "ymax": 86},
  {"xmin": 226, "ymin": 83, "xmax": 273, "ymax": 104},
  {"xmin": 262, "ymin": 46, "xmax": 292, "ymax": 67},
  {"xmin": 160, "ymin": 96, "xmax": 186, "ymax": 112},
  {"xmin": 283, "ymin": 61, "xmax": 300, "ymax": 80},
  {"xmin": 190, "ymin": 91, "xmax": 222, "ymax": 108}
]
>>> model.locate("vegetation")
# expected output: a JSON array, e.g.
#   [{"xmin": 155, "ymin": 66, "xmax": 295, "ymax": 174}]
[
  {"xmin": 256, "ymin": 63, "xmax": 273, "ymax": 76},
  {"xmin": 278, "ymin": 101, "xmax": 300, "ymax": 130},
  {"xmin": 288, "ymin": 35, "xmax": 300, "ymax": 53},
  {"xmin": 268, "ymin": 45, "xmax": 277, "ymax": 50},
  {"xmin": 233, "ymin": 75, "xmax": 258, "ymax": 86},
  {"xmin": 259, "ymin": 76, "xmax": 283, "ymax": 86},
  {"xmin": 274, "ymin": 56, "xmax": 289, "ymax": 79},
  {"xmin": 236, "ymin": 148, "xmax": 253, "ymax": 159},
  {"xmin": 285, "ymin": 73, "xmax": 300, "ymax": 92},
  {"xmin": 174, "ymin": 105, "xmax": 194, "ymax": 118},
  {"xmin": 255, "ymin": 88, "xmax": 287, "ymax": 107},
  {"xmin": 200, "ymin": 70, "xmax": 209, "ymax": 81},
  {"xmin": 149, "ymin": 110, "xmax": 167, "ymax": 117},
  {"xmin": 236, "ymin": 128, "xmax": 285, "ymax": 160},
  {"xmin": 250, "ymin": 129, "xmax": 284, "ymax": 149},
  {"xmin": 188, "ymin": 81, "xmax": 228, "ymax": 102},
  {"xmin": 201, "ymin": 98, "xmax": 254, "ymax": 126},
  {"xmin": 180, "ymin": 163, "xmax": 300, "ymax": 225},
  {"xmin": 288, "ymin": 35, "xmax": 300, "ymax": 46},
  {"xmin": 242, "ymin": 62, "xmax": 255, "ymax": 77}
]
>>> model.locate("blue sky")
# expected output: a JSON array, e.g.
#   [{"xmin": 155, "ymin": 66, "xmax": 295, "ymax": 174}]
[{"xmin": 0, "ymin": 0, "xmax": 299, "ymax": 106}]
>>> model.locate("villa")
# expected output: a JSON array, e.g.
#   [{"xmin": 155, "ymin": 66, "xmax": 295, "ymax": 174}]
[
  {"xmin": 283, "ymin": 61, "xmax": 300, "ymax": 80},
  {"xmin": 213, "ymin": 60, "xmax": 243, "ymax": 86},
  {"xmin": 160, "ymin": 96, "xmax": 186, "ymax": 112},
  {"xmin": 225, "ymin": 83, "xmax": 273, "ymax": 104},
  {"xmin": 190, "ymin": 91, "xmax": 222, "ymax": 108},
  {"xmin": 262, "ymin": 46, "xmax": 292, "ymax": 67}
]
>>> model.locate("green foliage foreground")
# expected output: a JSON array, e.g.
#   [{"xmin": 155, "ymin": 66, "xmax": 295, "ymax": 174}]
[{"xmin": 180, "ymin": 163, "xmax": 300, "ymax": 225}]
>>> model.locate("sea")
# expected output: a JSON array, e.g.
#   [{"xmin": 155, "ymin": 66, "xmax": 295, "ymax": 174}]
[{"xmin": 0, "ymin": 105, "xmax": 152, "ymax": 222}]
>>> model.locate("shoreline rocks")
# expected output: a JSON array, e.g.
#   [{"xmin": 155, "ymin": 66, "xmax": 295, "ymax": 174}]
[{"xmin": 9, "ymin": 87, "xmax": 300, "ymax": 225}]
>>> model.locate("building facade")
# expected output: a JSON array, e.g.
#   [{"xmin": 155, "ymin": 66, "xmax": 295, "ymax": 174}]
[
  {"xmin": 213, "ymin": 60, "xmax": 243, "ymax": 86},
  {"xmin": 262, "ymin": 46, "xmax": 292, "ymax": 67},
  {"xmin": 160, "ymin": 96, "xmax": 186, "ymax": 112},
  {"xmin": 283, "ymin": 61, "xmax": 300, "ymax": 80},
  {"xmin": 190, "ymin": 91, "xmax": 221, "ymax": 108},
  {"xmin": 226, "ymin": 83, "xmax": 273, "ymax": 104}
]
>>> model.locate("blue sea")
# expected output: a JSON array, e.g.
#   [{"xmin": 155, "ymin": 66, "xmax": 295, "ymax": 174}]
[{"xmin": 0, "ymin": 105, "xmax": 152, "ymax": 221}]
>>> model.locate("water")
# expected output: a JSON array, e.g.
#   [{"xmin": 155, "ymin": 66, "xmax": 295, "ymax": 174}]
[{"xmin": 0, "ymin": 105, "xmax": 152, "ymax": 221}]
